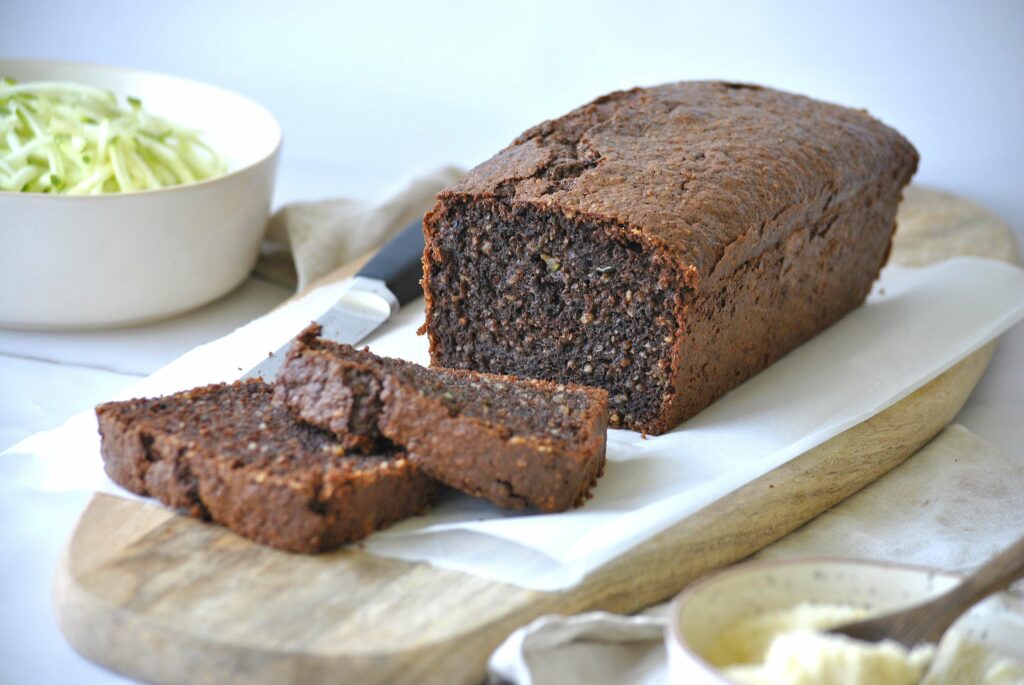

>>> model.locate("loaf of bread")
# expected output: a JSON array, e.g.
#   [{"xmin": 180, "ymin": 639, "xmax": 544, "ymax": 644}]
[
  {"xmin": 422, "ymin": 81, "xmax": 918, "ymax": 434},
  {"xmin": 276, "ymin": 325, "xmax": 608, "ymax": 512},
  {"xmin": 96, "ymin": 380, "xmax": 440, "ymax": 553}
]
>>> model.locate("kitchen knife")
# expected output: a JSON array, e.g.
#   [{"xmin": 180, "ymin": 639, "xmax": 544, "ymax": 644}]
[{"xmin": 245, "ymin": 217, "xmax": 426, "ymax": 380}]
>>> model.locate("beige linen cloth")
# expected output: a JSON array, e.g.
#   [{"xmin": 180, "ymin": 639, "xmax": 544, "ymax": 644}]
[
  {"xmin": 256, "ymin": 166, "xmax": 463, "ymax": 292},
  {"xmin": 487, "ymin": 425, "xmax": 1024, "ymax": 684}
]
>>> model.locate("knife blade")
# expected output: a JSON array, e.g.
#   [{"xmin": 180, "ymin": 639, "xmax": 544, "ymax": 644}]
[{"xmin": 245, "ymin": 217, "xmax": 426, "ymax": 380}]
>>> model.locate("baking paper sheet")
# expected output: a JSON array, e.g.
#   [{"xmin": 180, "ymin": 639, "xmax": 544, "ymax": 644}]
[{"xmin": 7, "ymin": 257, "xmax": 1024, "ymax": 591}]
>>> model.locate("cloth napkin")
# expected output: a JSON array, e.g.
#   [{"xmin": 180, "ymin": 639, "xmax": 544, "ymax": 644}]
[
  {"xmin": 255, "ymin": 166, "xmax": 463, "ymax": 291},
  {"xmin": 487, "ymin": 425, "xmax": 1024, "ymax": 685}
]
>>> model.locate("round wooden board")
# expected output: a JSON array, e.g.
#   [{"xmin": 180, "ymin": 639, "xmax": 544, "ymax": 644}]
[{"xmin": 54, "ymin": 187, "xmax": 1019, "ymax": 685}]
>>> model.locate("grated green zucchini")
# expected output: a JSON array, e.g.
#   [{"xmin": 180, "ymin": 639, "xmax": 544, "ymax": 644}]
[{"xmin": 0, "ymin": 77, "xmax": 226, "ymax": 194}]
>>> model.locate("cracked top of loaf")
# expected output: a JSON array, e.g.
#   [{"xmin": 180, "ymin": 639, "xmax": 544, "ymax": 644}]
[{"xmin": 438, "ymin": 81, "xmax": 919, "ymax": 279}]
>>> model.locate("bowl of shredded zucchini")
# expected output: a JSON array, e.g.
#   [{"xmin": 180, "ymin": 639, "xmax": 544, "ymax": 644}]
[{"xmin": 0, "ymin": 59, "xmax": 280, "ymax": 329}]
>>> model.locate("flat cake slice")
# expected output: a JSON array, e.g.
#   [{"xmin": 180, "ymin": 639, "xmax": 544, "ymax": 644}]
[
  {"xmin": 276, "ymin": 325, "xmax": 609, "ymax": 512},
  {"xmin": 96, "ymin": 379, "xmax": 440, "ymax": 553}
]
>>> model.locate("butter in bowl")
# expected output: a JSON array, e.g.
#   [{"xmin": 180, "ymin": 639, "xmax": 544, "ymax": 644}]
[{"xmin": 666, "ymin": 558, "xmax": 1024, "ymax": 685}]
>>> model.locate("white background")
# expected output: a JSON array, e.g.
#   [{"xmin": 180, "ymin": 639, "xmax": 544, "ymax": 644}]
[
  {"xmin": 3, "ymin": 0, "xmax": 1022, "ymax": 232},
  {"xmin": 2, "ymin": 2, "xmax": 1022, "ymax": 683}
]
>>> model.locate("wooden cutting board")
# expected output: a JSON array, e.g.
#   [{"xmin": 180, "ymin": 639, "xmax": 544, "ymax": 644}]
[{"xmin": 54, "ymin": 187, "xmax": 1019, "ymax": 685}]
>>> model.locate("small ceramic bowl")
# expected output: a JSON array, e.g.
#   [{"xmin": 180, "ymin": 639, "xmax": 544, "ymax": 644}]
[
  {"xmin": 665, "ymin": 558, "xmax": 1024, "ymax": 684},
  {"xmin": 0, "ymin": 59, "xmax": 281, "ymax": 329}
]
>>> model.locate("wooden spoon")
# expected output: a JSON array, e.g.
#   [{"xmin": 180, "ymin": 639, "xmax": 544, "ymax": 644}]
[{"xmin": 831, "ymin": 533, "xmax": 1024, "ymax": 648}]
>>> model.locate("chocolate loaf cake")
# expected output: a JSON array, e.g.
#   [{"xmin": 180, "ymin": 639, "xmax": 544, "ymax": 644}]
[
  {"xmin": 276, "ymin": 325, "xmax": 608, "ymax": 512},
  {"xmin": 422, "ymin": 81, "xmax": 919, "ymax": 434},
  {"xmin": 96, "ymin": 380, "xmax": 440, "ymax": 553}
]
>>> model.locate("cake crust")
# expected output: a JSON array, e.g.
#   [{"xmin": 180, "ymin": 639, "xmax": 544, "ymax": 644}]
[
  {"xmin": 432, "ymin": 81, "xmax": 917, "ymax": 277},
  {"xmin": 379, "ymin": 369, "xmax": 608, "ymax": 512}
]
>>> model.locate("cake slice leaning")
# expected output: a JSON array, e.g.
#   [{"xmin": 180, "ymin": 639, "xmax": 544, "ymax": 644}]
[
  {"xmin": 96, "ymin": 379, "xmax": 440, "ymax": 553},
  {"xmin": 276, "ymin": 325, "xmax": 609, "ymax": 512}
]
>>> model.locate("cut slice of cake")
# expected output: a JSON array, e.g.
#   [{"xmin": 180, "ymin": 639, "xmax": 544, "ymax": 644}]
[
  {"xmin": 96, "ymin": 379, "xmax": 440, "ymax": 553},
  {"xmin": 276, "ymin": 325, "xmax": 609, "ymax": 512}
]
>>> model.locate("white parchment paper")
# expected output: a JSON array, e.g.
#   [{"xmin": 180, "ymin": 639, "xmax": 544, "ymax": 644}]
[{"xmin": 7, "ymin": 257, "xmax": 1024, "ymax": 591}]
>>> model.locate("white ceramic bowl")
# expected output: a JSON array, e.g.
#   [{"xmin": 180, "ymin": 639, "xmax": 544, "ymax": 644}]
[
  {"xmin": 666, "ymin": 558, "xmax": 1024, "ymax": 684},
  {"xmin": 0, "ymin": 59, "xmax": 281, "ymax": 329}
]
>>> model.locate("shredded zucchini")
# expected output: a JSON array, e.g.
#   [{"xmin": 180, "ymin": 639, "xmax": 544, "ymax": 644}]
[{"xmin": 0, "ymin": 77, "xmax": 226, "ymax": 194}]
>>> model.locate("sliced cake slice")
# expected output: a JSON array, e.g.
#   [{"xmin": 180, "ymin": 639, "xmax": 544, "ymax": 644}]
[
  {"xmin": 96, "ymin": 379, "xmax": 440, "ymax": 553},
  {"xmin": 276, "ymin": 325, "xmax": 609, "ymax": 512}
]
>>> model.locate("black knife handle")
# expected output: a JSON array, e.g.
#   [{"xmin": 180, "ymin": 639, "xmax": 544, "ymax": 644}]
[{"xmin": 356, "ymin": 218, "xmax": 426, "ymax": 306}]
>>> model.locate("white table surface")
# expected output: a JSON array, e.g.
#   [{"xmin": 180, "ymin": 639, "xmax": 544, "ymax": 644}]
[{"xmin": 2, "ymin": 1, "xmax": 1023, "ymax": 683}]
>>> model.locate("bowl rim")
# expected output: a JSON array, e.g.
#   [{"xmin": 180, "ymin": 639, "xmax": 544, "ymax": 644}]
[
  {"xmin": 664, "ymin": 557, "xmax": 970, "ymax": 684},
  {"xmin": 0, "ymin": 57, "xmax": 282, "ymax": 199}
]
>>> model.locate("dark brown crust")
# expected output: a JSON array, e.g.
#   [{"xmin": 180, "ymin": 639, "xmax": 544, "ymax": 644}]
[
  {"xmin": 379, "ymin": 375, "xmax": 607, "ymax": 512},
  {"xmin": 429, "ymin": 81, "xmax": 918, "ymax": 276},
  {"xmin": 189, "ymin": 450, "xmax": 436, "ymax": 552},
  {"xmin": 276, "ymin": 327, "xmax": 609, "ymax": 512},
  {"xmin": 422, "ymin": 81, "xmax": 919, "ymax": 434},
  {"xmin": 96, "ymin": 380, "xmax": 440, "ymax": 553},
  {"xmin": 97, "ymin": 408, "xmax": 208, "ymax": 518}
]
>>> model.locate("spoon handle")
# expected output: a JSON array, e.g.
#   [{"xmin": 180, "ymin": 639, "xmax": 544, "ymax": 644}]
[{"xmin": 918, "ymin": 532, "xmax": 1024, "ymax": 643}]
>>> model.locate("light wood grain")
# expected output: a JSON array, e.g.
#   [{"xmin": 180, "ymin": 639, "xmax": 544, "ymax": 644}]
[{"xmin": 54, "ymin": 187, "xmax": 1019, "ymax": 685}]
